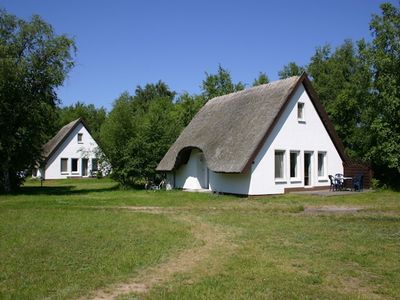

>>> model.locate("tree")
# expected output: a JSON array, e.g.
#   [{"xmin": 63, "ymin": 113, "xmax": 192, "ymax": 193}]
[
  {"xmin": 307, "ymin": 40, "xmax": 372, "ymax": 158},
  {"xmin": 174, "ymin": 92, "xmax": 204, "ymax": 127},
  {"xmin": 56, "ymin": 102, "xmax": 107, "ymax": 141},
  {"xmin": 278, "ymin": 62, "xmax": 306, "ymax": 79},
  {"xmin": 252, "ymin": 72, "xmax": 270, "ymax": 86},
  {"xmin": 201, "ymin": 65, "xmax": 245, "ymax": 101},
  {"xmin": 100, "ymin": 82, "xmax": 179, "ymax": 187},
  {"xmin": 0, "ymin": 10, "xmax": 75, "ymax": 192},
  {"xmin": 363, "ymin": 2, "xmax": 400, "ymax": 186}
]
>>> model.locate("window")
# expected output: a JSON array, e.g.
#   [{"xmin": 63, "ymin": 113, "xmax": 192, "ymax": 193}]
[
  {"xmin": 275, "ymin": 150, "xmax": 285, "ymax": 179},
  {"xmin": 77, "ymin": 133, "xmax": 83, "ymax": 143},
  {"xmin": 61, "ymin": 158, "xmax": 68, "ymax": 173},
  {"xmin": 92, "ymin": 159, "xmax": 98, "ymax": 172},
  {"xmin": 297, "ymin": 102, "xmax": 305, "ymax": 121},
  {"xmin": 290, "ymin": 151, "xmax": 299, "ymax": 178},
  {"xmin": 318, "ymin": 152, "xmax": 326, "ymax": 177},
  {"xmin": 71, "ymin": 158, "xmax": 78, "ymax": 173}
]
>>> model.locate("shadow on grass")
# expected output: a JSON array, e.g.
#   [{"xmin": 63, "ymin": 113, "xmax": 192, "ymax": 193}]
[{"xmin": 17, "ymin": 184, "xmax": 121, "ymax": 196}]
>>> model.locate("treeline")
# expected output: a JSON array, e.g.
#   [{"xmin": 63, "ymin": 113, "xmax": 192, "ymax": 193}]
[{"xmin": 1, "ymin": 3, "xmax": 399, "ymax": 192}]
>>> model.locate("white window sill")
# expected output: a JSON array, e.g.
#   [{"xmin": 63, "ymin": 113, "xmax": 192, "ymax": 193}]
[
  {"xmin": 290, "ymin": 179, "xmax": 302, "ymax": 184},
  {"xmin": 298, "ymin": 120, "xmax": 306, "ymax": 124},
  {"xmin": 318, "ymin": 177, "xmax": 328, "ymax": 182},
  {"xmin": 275, "ymin": 179, "xmax": 287, "ymax": 184},
  {"xmin": 61, "ymin": 172, "xmax": 69, "ymax": 175}
]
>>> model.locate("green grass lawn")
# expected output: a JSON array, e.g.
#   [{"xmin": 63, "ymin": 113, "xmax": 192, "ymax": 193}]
[{"xmin": 1, "ymin": 178, "xmax": 399, "ymax": 299}]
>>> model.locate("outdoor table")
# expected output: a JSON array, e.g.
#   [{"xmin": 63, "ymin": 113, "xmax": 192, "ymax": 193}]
[{"xmin": 342, "ymin": 177, "xmax": 353, "ymax": 190}]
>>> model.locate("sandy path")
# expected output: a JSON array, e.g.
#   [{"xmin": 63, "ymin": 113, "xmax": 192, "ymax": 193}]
[{"xmin": 82, "ymin": 207, "xmax": 234, "ymax": 300}]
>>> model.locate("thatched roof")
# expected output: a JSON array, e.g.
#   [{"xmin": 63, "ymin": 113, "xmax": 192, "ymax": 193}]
[
  {"xmin": 157, "ymin": 73, "xmax": 347, "ymax": 173},
  {"xmin": 42, "ymin": 118, "xmax": 82, "ymax": 162}
]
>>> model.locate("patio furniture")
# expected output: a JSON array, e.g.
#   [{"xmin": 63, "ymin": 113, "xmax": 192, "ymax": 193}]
[
  {"xmin": 353, "ymin": 174, "xmax": 364, "ymax": 192},
  {"xmin": 328, "ymin": 175, "xmax": 338, "ymax": 191},
  {"xmin": 335, "ymin": 173, "xmax": 345, "ymax": 191}
]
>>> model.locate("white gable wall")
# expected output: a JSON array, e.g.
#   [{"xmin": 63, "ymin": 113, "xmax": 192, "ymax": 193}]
[
  {"xmin": 42, "ymin": 123, "xmax": 99, "ymax": 179},
  {"xmin": 249, "ymin": 83, "xmax": 343, "ymax": 195}
]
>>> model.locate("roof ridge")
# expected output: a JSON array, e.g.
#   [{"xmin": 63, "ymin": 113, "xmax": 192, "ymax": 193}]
[{"xmin": 207, "ymin": 76, "xmax": 300, "ymax": 104}]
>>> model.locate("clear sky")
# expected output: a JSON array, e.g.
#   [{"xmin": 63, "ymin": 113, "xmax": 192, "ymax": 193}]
[{"xmin": 1, "ymin": 0, "xmax": 396, "ymax": 110}]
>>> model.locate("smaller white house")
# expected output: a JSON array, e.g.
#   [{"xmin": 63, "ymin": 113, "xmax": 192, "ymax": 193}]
[{"xmin": 34, "ymin": 118, "xmax": 103, "ymax": 179}]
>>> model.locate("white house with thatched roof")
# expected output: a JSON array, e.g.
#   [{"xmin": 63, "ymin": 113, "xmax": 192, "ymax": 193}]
[
  {"xmin": 157, "ymin": 73, "xmax": 347, "ymax": 195},
  {"xmin": 34, "ymin": 118, "xmax": 102, "ymax": 180}
]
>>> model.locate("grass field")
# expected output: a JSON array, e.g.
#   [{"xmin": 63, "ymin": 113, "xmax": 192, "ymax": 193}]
[{"xmin": 1, "ymin": 178, "xmax": 399, "ymax": 299}]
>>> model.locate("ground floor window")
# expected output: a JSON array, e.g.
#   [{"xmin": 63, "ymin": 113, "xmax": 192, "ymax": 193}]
[
  {"xmin": 275, "ymin": 150, "xmax": 285, "ymax": 179},
  {"xmin": 290, "ymin": 151, "xmax": 299, "ymax": 179},
  {"xmin": 71, "ymin": 158, "xmax": 78, "ymax": 173},
  {"xmin": 92, "ymin": 159, "xmax": 98, "ymax": 172},
  {"xmin": 61, "ymin": 158, "xmax": 68, "ymax": 173},
  {"xmin": 318, "ymin": 152, "xmax": 326, "ymax": 177}
]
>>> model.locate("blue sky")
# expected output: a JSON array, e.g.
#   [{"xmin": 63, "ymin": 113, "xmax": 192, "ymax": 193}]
[{"xmin": 2, "ymin": 0, "xmax": 396, "ymax": 110}]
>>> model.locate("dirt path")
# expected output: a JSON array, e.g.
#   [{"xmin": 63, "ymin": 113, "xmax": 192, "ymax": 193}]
[{"xmin": 82, "ymin": 207, "xmax": 235, "ymax": 300}]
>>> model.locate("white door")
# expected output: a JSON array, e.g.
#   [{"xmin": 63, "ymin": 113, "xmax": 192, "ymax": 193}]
[{"xmin": 197, "ymin": 153, "xmax": 208, "ymax": 189}]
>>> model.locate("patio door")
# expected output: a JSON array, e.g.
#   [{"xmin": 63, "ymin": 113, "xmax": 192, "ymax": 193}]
[
  {"xmin": 81, "ymin": 158, "xmax": 89, "ymax": 177},
  {"xmin": 304, "ymin": 152, "xmax": 313, "ymax": 186}
]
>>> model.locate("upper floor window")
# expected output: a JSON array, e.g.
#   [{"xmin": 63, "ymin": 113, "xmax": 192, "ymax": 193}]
[
  {"xmin": 77, "ymin": 133, "xmax": 83, "ymax": 143},
  {"xmin": 297, "ymin": 102, "xmax": 305, "ymax": 122}
]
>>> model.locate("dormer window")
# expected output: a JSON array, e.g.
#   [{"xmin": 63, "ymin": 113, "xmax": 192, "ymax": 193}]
[
  {"xmin": 297, "ymin": 102, "xmax": 305, "ymax": 122},
  {"xmin": 77, "ymin": 133, "xmax": 83, "ymax": 143}
]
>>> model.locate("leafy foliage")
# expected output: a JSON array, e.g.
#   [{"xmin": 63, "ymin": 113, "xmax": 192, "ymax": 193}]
[
  {"xmin": 252, "ymin": 72, "xmax": 270, "ymax": 86},
  {"xmin": 100, "ymin": 84, "xmax": 181, "ymax": 186},
  {"xmin": 363, "ymin": 3, "xmax": 400, "ymax": 185},
  {"xmin": 278, "ymin": 62, "xmax": 306, "ymax": 79},
  {"xmin": 307, "ymin": 40, "xmax": 372, "ymax": 159},
  {"xmin": 0, "ymin": 10, "xmax": 75, "ymax": 192},
  {"xmin": 201, "ymin": 65, "xmax": 245, "ymax": 101},
  {"xmin": 56, "ymin": 102, "xmax": 107, "ymax": 141}
]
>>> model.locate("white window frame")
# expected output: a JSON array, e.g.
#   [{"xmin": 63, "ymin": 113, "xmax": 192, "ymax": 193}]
[
  {"xmin": 289, "ymin": 151, "xmax": 301, "ymax": 182},
  {"xmin": 297, "ymin": 102, "xmax": 305, "ymax": 123},
  {"xmin": 274, "ymin": 150, "xmax": 286, "ymax": 182},
  {"xmin": 71, "ymin": 158, "xmax": 79, "ymax": 174},
  {"xmin": 60, "ymin": 158, "xmax": 69, "ymax": 174},
  {"xmin": 317, "ymin": 151, "xmax": 327, "ymax": 180}
]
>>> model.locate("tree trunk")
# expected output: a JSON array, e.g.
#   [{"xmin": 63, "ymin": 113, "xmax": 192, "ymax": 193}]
[{"xmin": 2, "ymin": 168, "xmax": 11, "ymax": 193}]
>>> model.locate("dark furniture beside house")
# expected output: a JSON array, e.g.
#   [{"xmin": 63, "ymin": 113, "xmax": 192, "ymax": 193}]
[
  {"xmin": 353, "ymin": 174, "xmax": 364, "ymax": 192},
  {"xmin": 343, "ymin": 161, "xmax": 372, "ymax": 189},
  {"xmin": 335, "ymin": 173, "xmax": 345, "ymax": 191},
  {"xmin": 329, "ymin": 175, "xmax": 338, "ymax": 191}
]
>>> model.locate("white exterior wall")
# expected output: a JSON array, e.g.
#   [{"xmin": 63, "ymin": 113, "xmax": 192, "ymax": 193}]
[
  {"xmin": 249, "ymin": 83, "xmax": 343, "ymax": 195},
  {"xmin": 42, "ymin": 123, "xmax": 100, "ymax": 179},
  {"xmin": 172, "ymin": 149, "xmax": 251, "ymax": 193},
  {"xmin": 174, "ymin": 149, "xmax": 209, "ymax": 190},
  {"xmin": 208, "ymin": 171, "xmax": 251, "ymax": 194}
]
